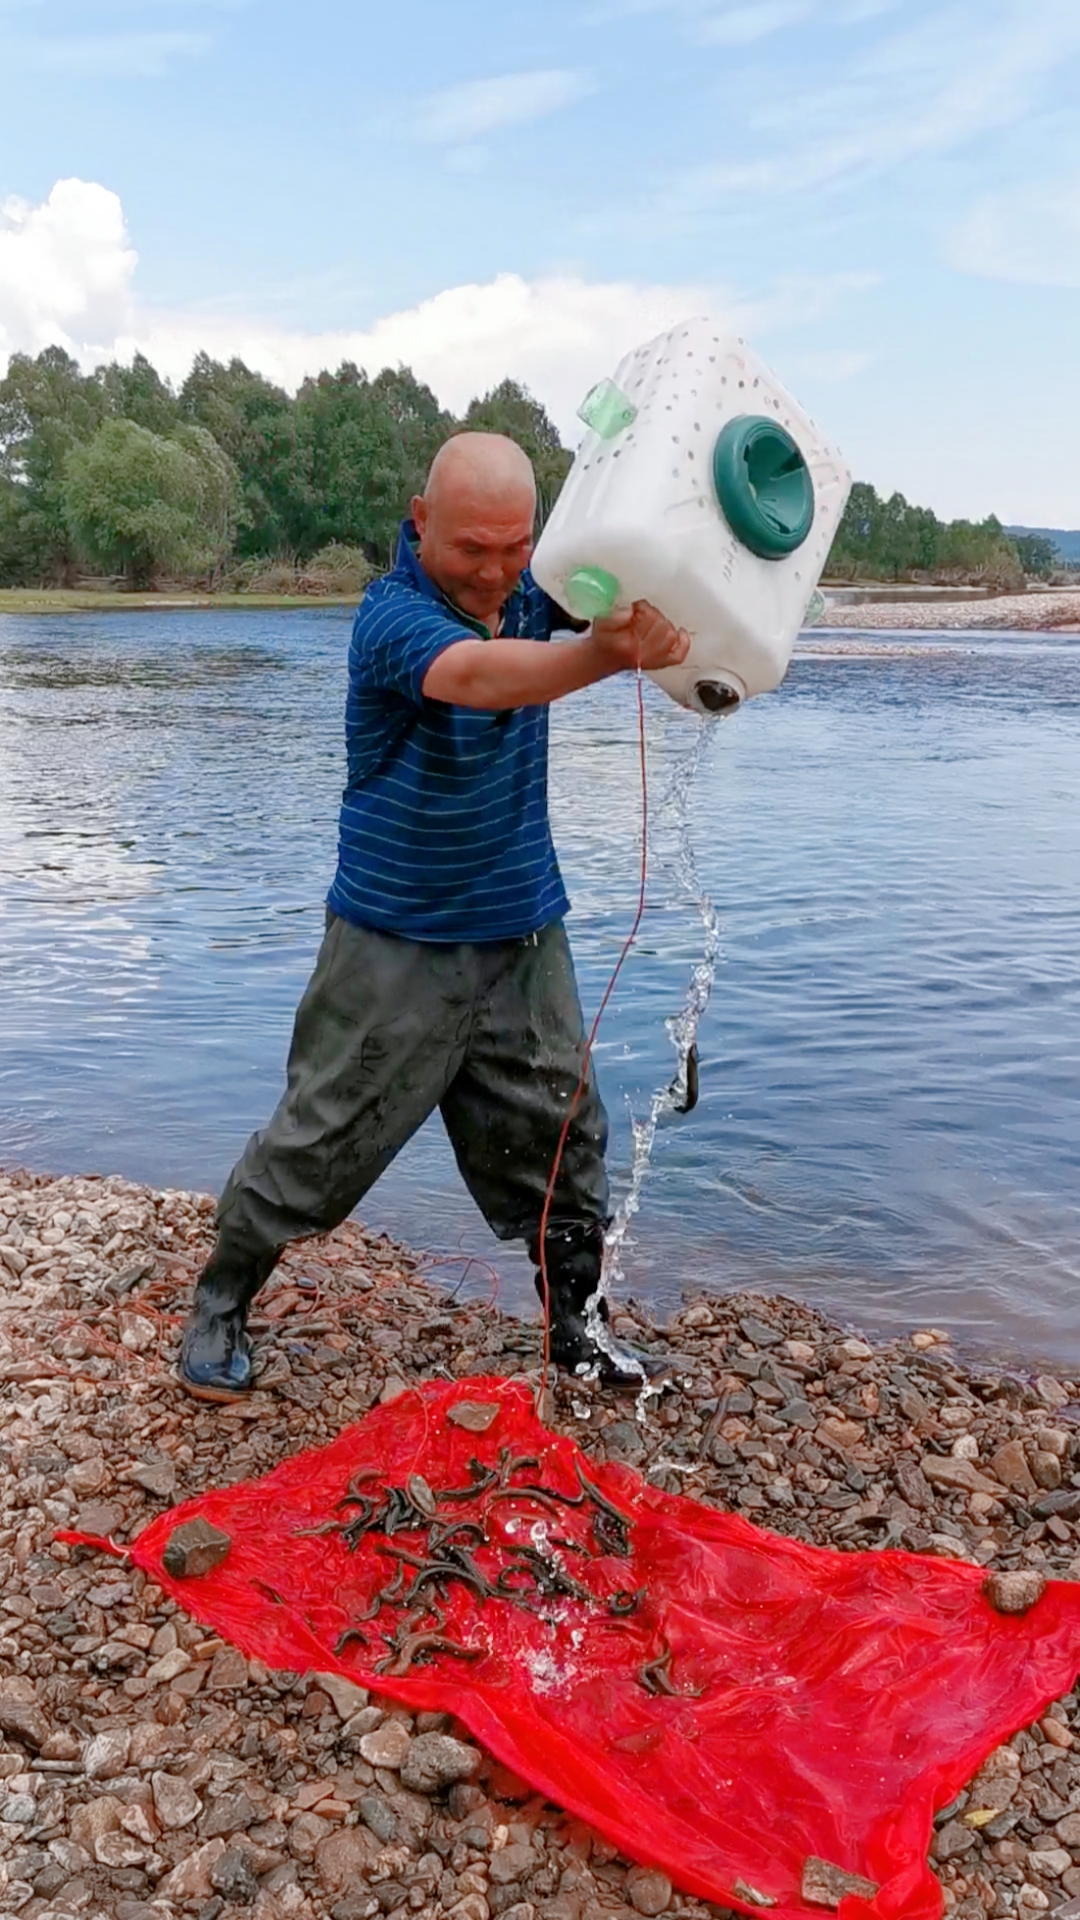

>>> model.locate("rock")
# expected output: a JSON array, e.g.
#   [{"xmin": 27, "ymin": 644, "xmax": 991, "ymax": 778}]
[
  {"xmin": 82, "ymin": 1729, "xmax": 131, "ymax": 1780},
  {"xmin": 894, "ymin": 1457, "xmax": 933, "ymax": 1510},
  {"xmin": 162, "ymin": 1516, "xmax": 232, "ymax": 1578},
  {"xmin": 934, "ymin": 1820, "xmax": 978, "ymax": 1860},
  {"xmin": 625, "ymin": 1865, "xmax": 674, "ymax": 1914},
  {"xmin": 152, "ymin": 1770, "xmax": 201, "ymax": 1829},
  {"xmin": 489, "ymin": 1841, "xmax": 536, "ymax": 1884},
  {"xmin": 315, "ymin": 1673, "xmax": 369, "ymax": 1720},
  {"xmin": 802, "ymin": 1857, "xmax": 881, "ymax": 1907},
  {"xmin": 739, "ymin": 1314, "xmax": 783, "ymax": 1347},
  {"xmin": 357, "ymin": 1721, "xmax": 412, "ymax": 1770},
  {"xmin": 446, "ymin": 1897, "xmax": 491, "ymax": 1920},
  {"xmin": 399, "ymin": 1734, "xmax": 481, "ymax": 1794},
  {"xmin": 314, "ymin": 1826, "xmax": 378, "ymax": 1892},
  {"xmin": 1035, "ymin": 1378, "xmax": 1070, "ymax": 1410},
  {"xmin": 1, "ymin": 1795, "xmax": 36, "ymax": 1824},
  {"xmin": 1041, "ymin": 1717, "xmax": 1074, "ymax": 1749},
  {"xmin": 1057, "ymin": 1813, "xmax": 1080, "ymax": 1847},
  {"xmin": 1027, "ymin": 1848, "xmax": 1072, "ymax": 1878},
  {"xmin": 158, "ymin": 1835, "xmax": 227, "ymax": 1899},
  {"xmin": 1033, "ymin": 1490, "xmax": 1080, "ymax": 1522},
  {"xmin": 358, "ymin": 1793, "xmax": 398, "ymax": 1843},
  {"xmin": 207, "ymin": 1644, "xmax": 249, "ymax": 1690},
  {"xmin": 1032, "ymin": 1451, "xmax": 1063, "ymax": 1491},
  {"xmin": 210, "ymin": 1845, "xmax": 259, "ymax": 1903},
  {"xmin": 129, "ymin": 1460, "xmax": 176, "ymax": 1497},
  {"xmin": 989, "ymin": 1441, "xmax": 1038, "ymax": 1495},
  {"xmin": 69, "ymin": 1795, "xmax": 123, "ymax": 1849},
  {"xmin": 94, "ymin": 1828, "xmax": 148, "ymax": 1868},
  {"xmin": 0, "ymin": 1679, "xmax": 49, "ymax": 1752},
  {"xmin": 921, "ymin": 1456, "xmax": 1002, "ymax": 1496},
  {"xmin": 201, "ymin": 1789, "xmax": 260, "ymax": 1836},
  {"xmin": 145, "ymin": 1646, "xmax": 192, "ymax": 1688},
  {"xmin": 447, "ymin": 1401, "xmax": 500, "ymax": 1432},
  {"xmin": 982, "ymin": 1570, "xmax": 1047, "ymax": 1614}
]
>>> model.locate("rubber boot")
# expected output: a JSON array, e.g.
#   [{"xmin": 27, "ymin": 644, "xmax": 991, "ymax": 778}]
[
  {"xmin": 529, "ymin": 1218, "xmax": 670, "ymax": 1389},
  {"xmin": 178, "ymin": 1238, "xmax": 279, "ymax": 1402}
]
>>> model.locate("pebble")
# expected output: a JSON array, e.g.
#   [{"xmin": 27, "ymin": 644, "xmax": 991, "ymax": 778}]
[
  {"xmin": 4, "ymin": 1162, "xmax": 1080, "ymax": 1920},
  {"xmin": 162, "ymin": 1515, "xmax": 232, "ymax": 1578},
  {"xmin": 358, "ymin": 1721, "xmax": 412, "ymax": 1770}
]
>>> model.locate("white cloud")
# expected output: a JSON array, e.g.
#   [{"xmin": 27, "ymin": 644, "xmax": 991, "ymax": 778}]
[
  {"xmin": 645, "ymin": 0, "xmax": 1080, "ymax": 224},
  {"xmin": 2, "ymin": 28, "xmax": 210, "ymax": 75},
  {"xmin": 948, "ymin": 180, "xmax": 1080, "ymax": 289},
  {"xmin": 0, "ymin": 179, "xmax": 136, "ymax": 362},
  {"xmin": 696, "ymin": 1, "xmax": 814, "ymax": 45},
  {"xmin": 413, "ymin": 69, "xmax": 593, "ymax": 146},
  {"xmin": 0, "ymin": 180, "xmax": 882, "ymax": 437}
]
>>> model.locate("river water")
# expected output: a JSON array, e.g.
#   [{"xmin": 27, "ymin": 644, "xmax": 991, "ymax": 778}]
[{"xmin": 1, "ymin": 610, "xmax": 1078, "ymax": 1366}]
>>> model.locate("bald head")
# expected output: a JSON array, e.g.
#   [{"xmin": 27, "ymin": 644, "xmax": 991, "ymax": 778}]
[
  {"xmin": 412, "ymin": 432, "xmax": 537, "ymax": 632},
  {"xmin": 424, "ymin": 432, "xmax": 536, "ymax": 514}
]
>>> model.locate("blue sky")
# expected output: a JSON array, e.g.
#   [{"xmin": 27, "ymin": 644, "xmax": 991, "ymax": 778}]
[{"xmin": 1, "ymin": 0, "xmax": 1078, "ymax": 523}]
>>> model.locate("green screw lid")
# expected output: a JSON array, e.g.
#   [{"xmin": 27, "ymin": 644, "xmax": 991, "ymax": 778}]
[
  {"xmin": 564, "ymin": 566, "xmax": 621, "ymax": 621},
  {"xmin": 713, "ymin": 415, "xmax": 814, "ymax": 560},
  {"xmin": 577, "ymin": 379, "xmax": 637, "ymax": 439}
]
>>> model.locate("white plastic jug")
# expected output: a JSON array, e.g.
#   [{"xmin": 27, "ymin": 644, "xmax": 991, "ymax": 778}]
[{"xmin": 531, "ymin": 318, "xmax": 851, "ymax": 715}]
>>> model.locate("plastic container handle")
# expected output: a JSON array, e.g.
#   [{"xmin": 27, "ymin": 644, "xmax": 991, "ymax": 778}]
[
  {"xmin": 564, "ymin": 567, "xmax": 622, "ymax": 621},
  {"xmin": 577, "ymin": 380, "xmax": 637, "ymax": 440}
]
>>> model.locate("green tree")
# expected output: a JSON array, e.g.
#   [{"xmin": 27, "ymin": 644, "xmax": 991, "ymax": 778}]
[
  {"xmin": 463, "ymin": 378, "xmax": 571, "ymax": 525},
  {"xmin": 94, "ymin": 352, "xmax": 180, "ymax": 436},
  {"xmin": 61, "ymin": 417, "xmax": 240, "ymax": 588},
  {"xmin": 180, "ymin": 353, "xmax": 310, "ymax": 557},
  {"xmin": 0, "ymin": 347, "xmax": 107, "ymax": 582},
  {"xmin": 1013, "ymin": 532, "xmax": 1059, "ymax": 577},
  {"xmin": 295, "ymin": 362, "xmax": 454, "ymax": 563}
]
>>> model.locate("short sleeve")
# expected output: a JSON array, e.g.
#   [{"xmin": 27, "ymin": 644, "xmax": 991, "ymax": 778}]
[{"xmin": 352, "ymin": 589, "xmax": 468, "ymax": 706}]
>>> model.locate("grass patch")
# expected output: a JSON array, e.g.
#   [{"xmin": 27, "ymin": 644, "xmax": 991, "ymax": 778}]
[{"xmin": 0, "ymin": 588, "xmax": 357, "ymax": 614}]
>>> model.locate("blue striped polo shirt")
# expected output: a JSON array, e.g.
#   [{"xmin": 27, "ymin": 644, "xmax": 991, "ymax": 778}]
[{"xmin": 326, "ymin": 520, "xmax": 575, "ymax": 943}]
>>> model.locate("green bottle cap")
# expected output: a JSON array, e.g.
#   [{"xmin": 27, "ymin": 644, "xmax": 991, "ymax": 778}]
[
  {"xmin": 577, "ymin": 379, "xmax": 637, "ymax": 439},
  {"xmin": 564, "ymin": 566, "xmax": 621, "ymax": 621}
]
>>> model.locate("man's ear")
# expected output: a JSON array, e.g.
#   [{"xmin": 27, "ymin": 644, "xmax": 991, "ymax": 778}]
[{"xmin": 411, "ymin": 496, "xmax": 427, "ymax": 538}]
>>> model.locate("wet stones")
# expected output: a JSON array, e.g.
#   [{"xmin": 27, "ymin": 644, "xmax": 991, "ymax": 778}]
[
  {"xmin": 982, "ymin": 1571, "xmax": 1048, "ymax": 1615},
  {"xmin": 447, "ymin": 1401, "xmax": 501, "ymax": 1433},
  {"xmin": 162, "ymin": 1515, "xmax": 232, "ymax": 1578},
  {"xmin": 802, "ymin": 1856, "xmax": 881, "ymax": 1906}
]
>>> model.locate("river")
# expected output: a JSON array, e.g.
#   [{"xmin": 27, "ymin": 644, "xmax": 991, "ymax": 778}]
[{"xmin": 1, "ymin": 610, "xmax": 1078, "ymax": 1366}]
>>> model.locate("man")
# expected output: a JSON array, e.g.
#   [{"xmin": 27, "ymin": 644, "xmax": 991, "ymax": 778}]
[{"xmin": 179, "ymin": 431, "xmax": 689, "ymax": 1402}]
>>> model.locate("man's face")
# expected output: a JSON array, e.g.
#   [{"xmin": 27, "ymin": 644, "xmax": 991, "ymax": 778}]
[{"xmin": 413, "ymin": 491, "xmax": 535, "ymax": 629}]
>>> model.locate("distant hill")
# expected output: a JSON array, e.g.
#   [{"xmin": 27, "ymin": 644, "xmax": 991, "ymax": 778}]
[{"xmin": 1007, "ymin": 526, "xmax": 1080, "ymax": 564}]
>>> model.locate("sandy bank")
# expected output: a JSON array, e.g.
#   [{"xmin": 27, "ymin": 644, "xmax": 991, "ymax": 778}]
[{"xmin": 817, "ymin": 591, "xmax": 1080, "ymax": 634}]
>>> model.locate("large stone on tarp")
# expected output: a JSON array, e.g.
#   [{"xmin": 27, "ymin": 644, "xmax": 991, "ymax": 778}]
[{"xmin": 162, "ymin": 1516, "xmax": 231, "ymax": 1578}]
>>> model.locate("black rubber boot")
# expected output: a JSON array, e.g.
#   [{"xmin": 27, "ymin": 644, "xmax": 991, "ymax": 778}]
[
  {"xmin": 178, "ymin": 1239, "xmax": 279, "ymax": 1402},
  {"xmin": 529, "ymin": 1218, "xmax": 671, "ymax": 1389}
]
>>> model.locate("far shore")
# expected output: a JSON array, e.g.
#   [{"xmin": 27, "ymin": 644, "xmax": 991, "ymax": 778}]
[
  {"xmin": 0, "ymin": 587, "xmax": 357, "ymax": 614},
  {"xmin": 2, "ymin": 583, "xmax": 1079, "ymax": 635}
]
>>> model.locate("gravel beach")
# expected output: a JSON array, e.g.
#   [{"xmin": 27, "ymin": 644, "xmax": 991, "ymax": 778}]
[
  {"xmin": 817, "ymin": 591, "xmax": 1080, "ymax": 633},
  {"xmin": 4, "ymin": 1164, "xmax": 1080, "ymax": 1920}
]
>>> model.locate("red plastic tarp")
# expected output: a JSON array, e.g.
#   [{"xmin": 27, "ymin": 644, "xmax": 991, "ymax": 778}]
[{"xmin": 62, "ymin": 1377, "xmax": 1080, "ymax": 1920}]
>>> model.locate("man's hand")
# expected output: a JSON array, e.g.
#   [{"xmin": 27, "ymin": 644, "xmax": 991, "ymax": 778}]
[{"xmin": 591, "ymin": 601, "xmax": 690, "ymax": 674}]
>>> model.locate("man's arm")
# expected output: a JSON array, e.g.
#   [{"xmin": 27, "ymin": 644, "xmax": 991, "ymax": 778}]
[{"xmin": 421, "ymin": 602, "xmax": 690, "ymax": 710}]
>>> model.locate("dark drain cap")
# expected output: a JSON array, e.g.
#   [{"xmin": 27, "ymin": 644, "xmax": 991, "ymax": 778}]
[{"xmin": 694, "ymin": 679, "xmax": 741, "ymax": 715}]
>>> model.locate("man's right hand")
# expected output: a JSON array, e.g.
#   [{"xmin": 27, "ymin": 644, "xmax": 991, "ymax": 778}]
[{"xmin": 591, "ymin": 601, "xmax": 691, "ymax": 674}]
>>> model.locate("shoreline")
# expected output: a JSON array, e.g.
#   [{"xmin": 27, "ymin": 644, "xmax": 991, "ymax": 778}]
[
  {"xmin": 0, "ymin": 589, "xmax": 356, "ymax": 615},
  {"xmin": 5, "ymin": 1162, "xmax": 1080, "ymax": 1917},
  {"xmin": 2, "ymin": 584, "xmax": 1079, "ymax": 634}
]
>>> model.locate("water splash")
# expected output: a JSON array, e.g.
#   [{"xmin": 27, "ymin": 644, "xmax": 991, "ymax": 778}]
[{"xmin": 581, "ymin": 713, "xmax": 721, "ymax": 1391}]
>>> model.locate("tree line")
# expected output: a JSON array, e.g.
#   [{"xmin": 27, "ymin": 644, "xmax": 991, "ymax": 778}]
[{"xmin": 0, "ymin": 345, "xmax": 1065, "ymax": 591}]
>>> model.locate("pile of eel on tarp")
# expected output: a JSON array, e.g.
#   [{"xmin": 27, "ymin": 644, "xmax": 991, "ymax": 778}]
[{"xmin": 61, "ymin": 1376, "xmax": 1080, "ymax": 1920}]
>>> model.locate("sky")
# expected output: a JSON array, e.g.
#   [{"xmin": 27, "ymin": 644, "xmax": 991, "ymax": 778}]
[{"xmin": 0, "ymin": 0, "xmax": 1078, "ymax": 524}]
